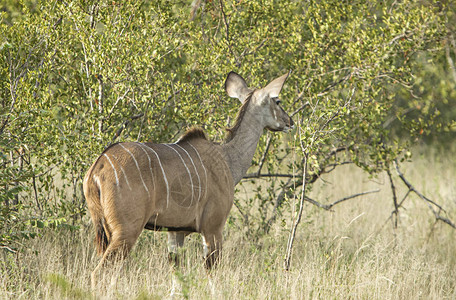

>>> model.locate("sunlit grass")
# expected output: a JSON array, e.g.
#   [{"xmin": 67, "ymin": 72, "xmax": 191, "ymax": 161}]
[{"xmin": 1, "ymin": 146, "xmax": 455, "ymax": 299}]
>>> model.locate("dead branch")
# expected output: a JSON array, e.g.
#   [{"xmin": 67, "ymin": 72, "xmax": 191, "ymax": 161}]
[
  {"xmin": 383, "ymin": 189, "xmax": 410, "ymax": 228},
  {"xmin": 304, "ymin": 189, "xmax": 380, "ymax": 211},
  {"xmin": 244, "ymin": 173, "xmax": 296, "ymax": 179},
  {"xmin": 393, "ymin": 159, "xmax": 456, "ymax": 229},
  {"xmin": 386, "ymin": 167, "xmax": 399, "ymax": 228}
]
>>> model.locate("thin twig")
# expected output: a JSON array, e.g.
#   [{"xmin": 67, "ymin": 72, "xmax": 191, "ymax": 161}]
[
  {"xmin": 240, "ymin": 38, "xmax": 268, "ymax": 58},
  {"xmin": 316, "ymin": 73, "xmax": 352, "ymax": 97},
  {"xmin": 90, "ymin": 3, "xmax": 99, "ymax": 29},
  {"xmin": 219, "ymin": 0, "xmax": 240, "ymax": 67},
  {"xmin": 233, "ymin": 198, "xmax": 249, "ymax": 226},
  {"xmin": 137, "ymin": 97, "xmax": 151, "ymax": 142},
  {"xmin": 0, "ymin": 245, "xmax": 17, "ymax": 253},
  {"xmin": 96, "ymin": 74, "xmax": 104, "ymax": 135},
  {"xmin": 256, "ymin": 135, "xmax": 272, "ymax": 176},
  {"xmin": 291, "ymin": 101, "xmax": 310, "ymax": 117},
  {"xmin": 109, "ymin": 113, "xmax": 144, "ymax": 146},
  {"xmin": 284, "ymin": 153, "xmax": 307, "ymax": 271},
  {"xmin": 107, "ymin": 88, "xmax": 131, "ymax": 120}
]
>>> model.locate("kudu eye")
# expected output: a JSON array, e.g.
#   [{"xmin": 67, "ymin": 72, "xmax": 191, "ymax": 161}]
[{"xmin": 272, "ymin": 97, "xmax": 281, "ymax": 105}]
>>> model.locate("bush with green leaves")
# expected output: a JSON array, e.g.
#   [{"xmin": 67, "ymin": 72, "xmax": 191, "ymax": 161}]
[{"xmin": 1, "ymin": 0, "xmax": 455, "ymax": 251}]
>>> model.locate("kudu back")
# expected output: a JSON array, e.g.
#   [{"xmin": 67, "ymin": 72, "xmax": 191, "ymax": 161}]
[{"xmin": 83, "ymin": 71, "xmax": 294, "ymax": 287}]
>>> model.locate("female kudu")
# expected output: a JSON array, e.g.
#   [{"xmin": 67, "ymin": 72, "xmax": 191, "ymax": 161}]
[{"xmin": 83, "ymin": 71, "xmax": 294, "ymax": 287}]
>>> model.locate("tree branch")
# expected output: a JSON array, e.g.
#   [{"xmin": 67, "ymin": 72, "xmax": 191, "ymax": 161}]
[
  {"xmin": 262, "ymin": 147, "xmax": 354, "ymax": 233},
  {"xmin": 304, "ymin": 189, "xmax": 380, "ymax": 211},
  {"xmin": 394, "ymin": 159, "xmax": 456, "ymax": 229},
  {"xmin": 255, "ymin": 135, "xmax": 272, "ymax": 176},
  {"xmin": 446, "ymin": 38, "xmax": 456, "ymax": 83},
  {"xmin": 386, "ymin": 167, "xmax": 399, "ymax": 228},
  {"xmin": 0, "ymin": 245, "xmax": 17, "ymax": 253},
  {"xmin": 96, "ymin": 74, "xmax": 104, "ymax": 135},
  {"xmin": 219, "ymin": 0, "xmax": 240, "ymax": 67},
  {"xmin": 244, "ymin": 173, "xmax": 296, "ymax": 179},
  {"xmin": 109, "ymin": 113, "xmax": 144, "ymax": 146}
]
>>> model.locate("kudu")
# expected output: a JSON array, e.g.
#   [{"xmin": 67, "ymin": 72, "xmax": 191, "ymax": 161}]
[{"xmin": 83, "ymin": 71, "xmax": 294, "ymax": 287}]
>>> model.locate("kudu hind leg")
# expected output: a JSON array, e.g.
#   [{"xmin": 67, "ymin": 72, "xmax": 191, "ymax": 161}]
[
  {"xmin": 202, "ymin": 231, "xmax": 223, "ymax": 269},
  {"xmin": 91, "ymin": 233, "xmax": 136, "ymax": 289}
]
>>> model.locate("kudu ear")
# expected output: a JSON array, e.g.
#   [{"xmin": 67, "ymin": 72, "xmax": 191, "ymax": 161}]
[
  {"xmin": 263, "ymin": 72, "xmax": 290, "ymax": 98},
  {"xmin": 225, "ymin": 72, "xmax": 252, "ymax": 103}
]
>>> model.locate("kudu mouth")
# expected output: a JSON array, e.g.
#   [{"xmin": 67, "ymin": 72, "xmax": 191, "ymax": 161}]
[
  {"xmin": 283, "ymin": 117, "xmax": 295, "ymax": 133},
  {"xmin": 267, "ymin": 122, "xmax": 294, "ymax": 133},
  {"xmin": 282, "ymin": 125, "xmax": 294, "ymax": 133}
]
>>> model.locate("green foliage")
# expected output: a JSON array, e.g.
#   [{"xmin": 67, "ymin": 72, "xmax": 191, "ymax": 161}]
[{"xmin": 0, "ymin": 0, "xmax": 454, "ymax": 248}]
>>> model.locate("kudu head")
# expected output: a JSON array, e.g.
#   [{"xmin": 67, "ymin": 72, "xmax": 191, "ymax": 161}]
[{"xmin": 225, "ymin": 71, "xmax": 294, "ymax": 132}]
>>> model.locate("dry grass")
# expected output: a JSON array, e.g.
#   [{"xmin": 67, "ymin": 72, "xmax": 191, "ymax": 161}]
[{"xmin": 1, "ymin": 146, "xmax": 455, "ymax": 299}]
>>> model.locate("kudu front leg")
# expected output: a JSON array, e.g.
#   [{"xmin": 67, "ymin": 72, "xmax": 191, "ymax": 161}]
[
  {"xmin": 167, "ymin": 231, "xmax": 186, "ymax": 267},
  {"xmin": 202, "ymin": 232, "xmax": 223, "ymax": 269}
]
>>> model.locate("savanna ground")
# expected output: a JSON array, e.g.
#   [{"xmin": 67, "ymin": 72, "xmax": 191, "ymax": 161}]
[{"xmin": 1, "ymin": 145, "xmax": 455, "ymax": 299}]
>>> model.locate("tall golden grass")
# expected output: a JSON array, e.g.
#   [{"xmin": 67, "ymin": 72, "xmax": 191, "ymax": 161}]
[{"xmin": 1, "ymin": 146, "xmax": 455, "ymax": 299}]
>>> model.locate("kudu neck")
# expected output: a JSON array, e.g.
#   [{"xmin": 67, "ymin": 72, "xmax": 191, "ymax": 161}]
[{"xmin": 221, "ymin": 109, "xmax": 264, "ymax": 185}]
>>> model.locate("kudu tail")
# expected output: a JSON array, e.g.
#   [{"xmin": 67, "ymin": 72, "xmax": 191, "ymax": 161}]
[
  {"xmin": 94, "ymin": 216, "xmax": 109, "ymax": 256},
  {"xmin": 83, "ymin": 170, "xmax": 109, "ymax": 256}
]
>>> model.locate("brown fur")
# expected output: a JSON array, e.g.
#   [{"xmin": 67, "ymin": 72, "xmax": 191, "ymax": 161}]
[
  {"xmin": 177, "ymin": 127, "xmax": 207, "ymax": 143},
  {"xmin": 84, "ymin": 137, "xmax": 235, "ymax": 287}
]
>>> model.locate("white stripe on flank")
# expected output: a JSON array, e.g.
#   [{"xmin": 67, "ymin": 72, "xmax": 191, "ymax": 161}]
[
  {"xmin": 93, "ymin": 175, "xmax": 100, "ymax": 188},
  {"xmin": 103, "ymin": 153, "xmax": 119, "ymax": 187},
  {"xmin": 174, "ymin": 144, "xmax": 201, "ymax": 202},
  {"xmin": 137, "ymin": 143, "xmax": 156, "ymax": 190},
  {"xmin": 187, "ymin": 142, "xmax": 208, "ymax": 198},
  {"xmin": 164, "ymin": 144, "xmax": 195, "ymax": 206},
  {"xmin": 141, "ymin": 143, "xmax": 170, "ymax": 207},
  {"xmin": 119, "ymin": 144, "xmax": 150, "ymax": 197},
  {"xmin": 93, "ymin": 175, "xmax": 103, "ymax": 201},
  {"xmin": 112, "ymin": 154, "xmax": 132, "ymax": 191}
]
